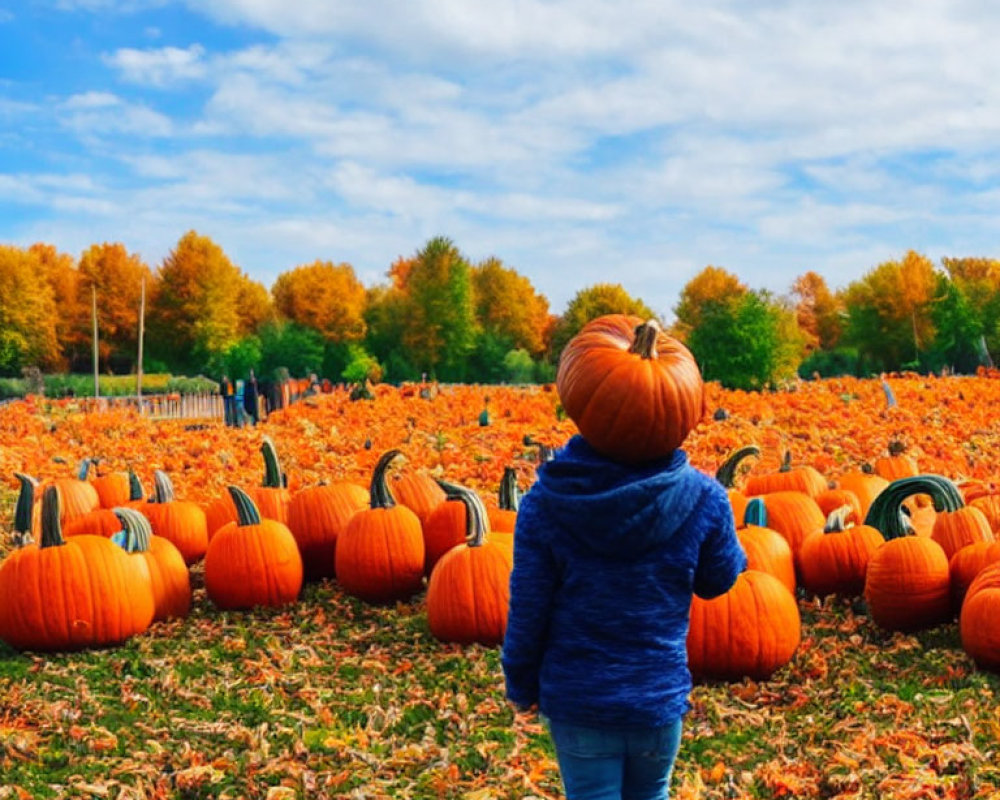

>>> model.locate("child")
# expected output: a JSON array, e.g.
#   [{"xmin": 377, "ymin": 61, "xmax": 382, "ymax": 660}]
[{"xmin": 502, "ymin": 318, "xmax": 746, "ymax": 800}]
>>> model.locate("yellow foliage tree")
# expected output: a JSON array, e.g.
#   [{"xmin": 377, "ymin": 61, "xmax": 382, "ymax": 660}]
[
  {"xmin": 551, "ymin": 283, "xmax": 656, "ymax": 359},
  {"xmin": 791, "ymin": 271, "xmax": 843, "ymax": 351},
  {"xmin": 673, "ymin": 266, "xmax": 748, "ymax": 341},
  {"xmin": 272, "ymin": 261, "xmax": 366, "ymax": 343},
  {"xmin": 31, "ymin": 243, "xmax": 81, "ymax": 369},
  {"xmin": 0, "ymin": 246, "xmax": 61, "ymax": 373},
  {"xmin": 471, "ymin": 257, "xmax": 553, "ymax": 357}
]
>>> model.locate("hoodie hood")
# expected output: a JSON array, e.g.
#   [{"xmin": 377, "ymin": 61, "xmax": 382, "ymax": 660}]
[{"xmin": 529, "ymin": 434, "xmax": 705, "ymax": 557}]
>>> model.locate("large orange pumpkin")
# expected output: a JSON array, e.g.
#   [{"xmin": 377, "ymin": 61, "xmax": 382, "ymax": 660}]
[
  {"xmin": 798, "ymin": 506, "xmax": 883, "ymax": 598},
  {"xmin": 555, "ymin": 315, "xmax": 705, "ymax": 464},
  {"xmin": 960, "ymin": 561, "xmax": 1000, "ymax": 671},
  {"xmin": 335, "ymin": 450, "xmax": 426, "ymax": 604},
  {"xmin": 950, "ymin": 542, "xmax": 1000, "ymax": 612},
  {"xmin": 835, "ymin": 468, "xmax": 888, "ymax": 519},
  {"xmin": 204, "ymin": 487, "xmax": 303, "ymax": 610},
  {"xmin": 113, "ymin": 507, "xmax": 191, "ymax": 622},
  {"xmin": 84, "ymin": 458, "xmax": 132, "ymax": 509},
  {"xmin": 426, "ymin": 484, "xmax": 514, "ymax": 645},
  {"xmin": 286, "ymin": 481, "xmax": 368, "ymax": 581},
  {"xmin": 390, "ymin": 468, "xmax": 447, "ymax": 526},
  {"xmin": 738, "ymin": 498, "xmax": 795, "ymax": 593},
  {"xmin": 0, "ymin": 487, "xmax": 154, "ymax": 651},
  {"xmin": 687, "ymin": 569, "xmax": 801, "ymax": 681},
  {"xmin": 743, "ymin": 451, "xmax": 827, "ymax": 499},
  {"xmin": 143, "ymin": 470, "xmax": 208, "ymax": 565},
  {"xmin": 863, "ymin": 477, "xmax": 953, "ymax": 632}
]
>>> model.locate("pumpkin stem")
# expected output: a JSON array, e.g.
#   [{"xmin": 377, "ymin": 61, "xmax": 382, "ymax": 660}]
[
  {"xmin": 39, "ymin": 486, "xmax": 65, "ymax": 549},
  {"xmin": 715, "ymin": 445, "xmax": 761, "ymax": 488},
  {"xmin": 113, "ymin": 507, "xmax": 152, "ymax": 552},
  {"xmin": 128, "ymin": 470, "xmax": 145, "ymax": 502},
  {"xmin": 743, "ymin": 496, "xmax": 768, "ymax": 528},
  {"xmin": 823, "ymin": 505, "xmax": 854, "ymax": 533},
  {"xmin": 627, "ymin": 319, "xmax": 661, "ymax": 359},
  {"xmin": 888, "ymin": 440, "xmax": 908, "ymax": 456},
  {"xmin": 260, "ymin": 436, "xmax": 285, "ymax": 489},
  {"xmin": 369, "ymin": 450, "xmax": 403, "ymax": 509},
  {"xmin": 779, "ymin": 451, "xmax": 792, "ymax": 473},
  {"xmin": 13, "ymin": 473, "xmax": 38, "ymax": 542},
  {"xmin": 863, "ymin": 474, "xmax": 964, "ymax": 540},
  {"xmin": 861, "ymin": 462, "xmax": 874, "ymax": 474},
  {"xmin": 77, "ymin": 458, "xmax": 93, "ymax": 481},
  {"xmin": 499, "ymin": 467, "xmax": 521, "ymax": 512},
  {"xmin": 152, "ymin": 470, "xmax": 176, "ymax": 504},
  {"xmin": 436, "ymin": 481, "xmax": 490, "ymax": 547},
  {"xmin": 227, "ymin": 486, "xmax": 263, "ymax": 526}
]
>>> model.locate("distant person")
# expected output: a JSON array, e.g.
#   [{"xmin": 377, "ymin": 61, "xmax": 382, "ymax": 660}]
[
  {"xmin": 219, "ymin": 374, "xmax": 237, "ymax": 427},
  {"xmin": 244, "ymin": 369, "xmax": 260, "ymax": 426}
]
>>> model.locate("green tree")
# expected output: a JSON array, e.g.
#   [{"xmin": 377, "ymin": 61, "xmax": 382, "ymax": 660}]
[
  {"xmin": 398, "ymin": 237, "xmax": 477, "ymax": 380},
  {"xmin": 925, "ymin": 275, "xmax": 984, "ymax": 373},
  {"xmin": 686, "ymin": 291, "xmax": 802, "ymax": 390},
  {"xmin": 364, "ymin": 285, "xmax": 419, "ymax": 382},
  {"xmin": 673, "ymin": 266, "xmax": 747, "ymax": 341},
  {"xmin": 257, "ymin": 320, "xmax": 326, "ymax": 378},
  {"xmin": 550, "ymin": 283, "xmax": 656, "ymax": 360}
]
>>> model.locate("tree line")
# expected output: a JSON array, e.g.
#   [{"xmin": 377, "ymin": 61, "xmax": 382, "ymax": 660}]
[{"xmin": 0, "ymin": 234, "xmax": 995, "ymax": 390}]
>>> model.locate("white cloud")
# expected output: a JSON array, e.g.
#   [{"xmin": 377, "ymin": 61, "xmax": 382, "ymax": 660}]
[
  {"xmin": 63, "ymin": 91, "xmax": 121, "ymax": 109},
  {"xmin": 104, "ymin": 44, "xmax": 207, "ymax": 86}
]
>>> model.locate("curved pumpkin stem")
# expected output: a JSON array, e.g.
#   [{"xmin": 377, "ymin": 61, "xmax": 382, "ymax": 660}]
[
  {"xmin": 779, "ymin": 451, "xmax": 793, "ymax": 473},
  {"xmin": 13, "ymin": 473, "xmax": 37, "ymax": 539},
  {"xmin": 436, "ymin": 481, "xmax": 491, "ymax": 547},
  {"xmin": 40, "ymin": 486, "xmax": 65, "ymax": 549},
  {"xmin": 499, "ymin": 467, "xmax": 521, "ymax": 512},
  {"xmin": 369, "ymin": 450, "xmax": 402, "ymax": 510},
  {"xmin": 627, "ymin": 319, "xmax": 661, "ymax": 359},
  {"xmin": 260, "ymin": 436, "xmax": 286, "ymax": 489},
  {"xmin": 128, "ymin": 470, "xmax": 146, "ymax": 502},
  {"xmin": 863, "ymin": 475, "xmax": 964, "ymax": 540},
  {"xmin": 113, "ymin": 507, "xmax": 152, "ymax": 553},
  {"xmin": 227, "ymin": 486, "xmax": 263, "ymax": 526},
  {"xmin": 715, "ymin": 445, "xmax": 761, "ymax": 488},
  {"xmin": 152, "ymin": 470, "xmax": 176, "ymax": 504},
  {"xmin": 743, "ymin": 496, "xmax": 767, "ymax": 528}
]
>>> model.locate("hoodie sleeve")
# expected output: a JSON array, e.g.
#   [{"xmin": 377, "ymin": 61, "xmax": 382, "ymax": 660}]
[
  {"xmin": 693, "ymin": 483, "xmax": 747, "ymax": 600},
  {"xmin": 501, "ymin": 497, "xmax": 557, "ymax": 709}
]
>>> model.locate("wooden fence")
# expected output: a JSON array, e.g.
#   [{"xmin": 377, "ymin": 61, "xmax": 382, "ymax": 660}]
[{"xmin": 76, "ymin": 393, "xmax": 229, "ymax": 421}]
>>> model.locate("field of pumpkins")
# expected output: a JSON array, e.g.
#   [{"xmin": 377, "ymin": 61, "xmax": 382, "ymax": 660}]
[{"xmin": 2, "ymin": 374, "xmax": 1000, "ymax": 799}]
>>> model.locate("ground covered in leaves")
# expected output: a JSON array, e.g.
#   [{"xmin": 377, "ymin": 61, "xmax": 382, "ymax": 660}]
[{"xmin": 2, "ymin": 376, "xmax": 1000, "ymax": 799}]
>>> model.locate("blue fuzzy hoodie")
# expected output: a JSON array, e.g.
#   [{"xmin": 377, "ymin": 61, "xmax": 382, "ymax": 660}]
[{"xmin": 501, "ymin": 435, "xmax": 746, "ymax": 729}]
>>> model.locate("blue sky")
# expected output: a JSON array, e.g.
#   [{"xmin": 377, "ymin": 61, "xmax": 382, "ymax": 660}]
[{"xmin": 2, "ymin": 1, "xmax": 999, "ymax": 321}]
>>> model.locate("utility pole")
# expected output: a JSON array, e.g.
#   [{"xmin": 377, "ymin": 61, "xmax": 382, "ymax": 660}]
[
  {"xmin": 92, "ymin": 284, "xmax": 99, "ymax": 398},
  {"xmin": 137, "ymin": 276, "xmax": 146, "ymax": 403}
]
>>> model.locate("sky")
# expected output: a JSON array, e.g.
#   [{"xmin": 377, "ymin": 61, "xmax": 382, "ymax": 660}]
[{"xmin": 2, "ymin": 1, "xmax": 999, "ymax": 321}]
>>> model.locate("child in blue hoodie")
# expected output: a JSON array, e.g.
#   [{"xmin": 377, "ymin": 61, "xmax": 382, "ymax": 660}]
[{"xmin": 502, "ymin": 432, "xmax": 746, "ymax": 799}]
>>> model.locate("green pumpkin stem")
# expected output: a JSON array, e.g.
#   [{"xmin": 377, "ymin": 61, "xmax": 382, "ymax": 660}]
[
  {"xmin": 715, "ymin": 446, "xmax": 761, "ymax": 488},
  {"xmin": 823, "ymin": 505, "xmax": 854, "ymax": 534},
  {"xmin": 499, "ymin": 467, "xmax": 521, "ymax": 512},
  {"xmin": 863, "ymin": 474, "xmax": 964, "ymax": 540},
  {"xmin": 260, "ymin": 436, "xmax": 286, "ymax": 488},
  {"xmin": 628, "ymin": 319, "xmax": 661, "ymax": 359},
  {"xmin": 152, "ymin": 470, "xmax": 176, "ymax": 504},
  {"xmin": 369, "ymin": 450, "xmax": 402, "ymax": 509},
  {"xmin": 113, "ymin": 507, "xmax": 152, "ymax": 552},
  {"xmin": 743, "ymin": 496, "xmax": 768, "ymax": 527},
  {"xmin": 227, "ymin": 486, "xmax": 263, "ymax": 526},
  {"xmin": 77, "ymin": 458, "xmax": 94, "ymax": 481},
  {"xmin": 40, "ymin": 486, "xmax": 65, "ymax": 549},
  {"xmin": 13, "ymin": 473, "xmax": 37, "ymax": 539},
  {"xmin": 128, "ymin": 470, "xmax": 145, "ymax": 502},
  {"xmin": 779, "ymin": 451, "xmax": 792, "ymax": 473},
  {"xmin": 437, "ymin": 481, "xmax": 490, "ymax": 547}
]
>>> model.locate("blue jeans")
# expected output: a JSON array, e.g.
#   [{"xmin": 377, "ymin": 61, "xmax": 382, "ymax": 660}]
[{"xmin": 548, "ymin": 718, "xmax": 683, "ymax": 800}]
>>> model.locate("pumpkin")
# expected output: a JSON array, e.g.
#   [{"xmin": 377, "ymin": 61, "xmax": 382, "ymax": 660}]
[
  {"xmin": 949, "ymin": 542, "xmax": 1000, "ymax": 612},
  {"xmin": 743, "ymin": 451, "xmax": 827, "ymax": 499},
  {"xmin": 423, "ymin": 481, "xmax": 477, "ymax": 575},
  {"xmin": 739, "ymin": 498, "xmax": 796, "ymax": 593},
  {"xmin": 204, "ymin": 486, "xmax": 303, "ymax": 610},
  {"xmin": 0, "ymin": 487, "xmax": 154, "ymax": 651},
  {"xmin": 62, "ymin": 506, "xmax": 125, "ymax": 538},
  {"xmin": 143, "ymin": 470, "xmax": 209, "ymax": 565},
  {"xmin": 798, "ymin": 506, "xmax": 883, "ymax": 598},
  {"xmin": 751, "ymin": 490, "xmax": 825, "ymax": 570},
  {"xmin": 835, "ymin": 468, "xmax": 889, "ymax": 519},
  {"xmin": 83, "ymin": 458, "xmax": 132, "ymax": 509},
  {"xmin": 874, "ymin": 440, "xmax": 920, "ymax": 482},
  {"xmin": 716, "ymin": 446, "xmax": 760, "ymax": 527},
  {"xmin": 862, "ymin": 477, "xmax": 953, "ymax": 632},
  {"xmin": 34, "ymin": 461, "xmax": 100, "ymax": 526},
  {"xmin": 959, "ymin": 561, "xmax": 1000, "ymax": 671},
  {"xmin": 907, "ymin": 475, "xmax": 994, "ymax": 560},
  {"xmin": 487, "ymin": 466, "xmax": 521, "ymax": 534},
  {"xmin": 687, "ymin": 569, "xmax": 801, "ymax": 681},
  {"xmin": 970, "ymin": 494, "xmax": 1000, "ymax": 532},
  {"xmin": 555, "ymin": 315, "xmax": 705, "ymax": 464},
  {"xmin": 113, "ymin": 507, "xmax": 191, "ymax": 621},
  {"xmin": 426, "ymin": 484, "xmax": 514, "ymax": 645},
  {"xmin": 390, "ymin": 468, "xmax": 447, "ymax": 525},
  {"xmin": 286, "ymin": 481, "xmax": 368, "ymax": 581},
  {"xmin": 335, "ymin": 450, "xmax": 425, "ymax": 604},
  {"xmin": 814, "ymin": 488, "xmax": 862, "ymax": 524}
]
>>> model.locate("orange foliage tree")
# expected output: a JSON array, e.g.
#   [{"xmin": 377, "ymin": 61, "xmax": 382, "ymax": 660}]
[
  {"xmin": 471, "ymin": 257, "xmax": 553, "ymax": 358},
  {"xmin": 791, "ymin": 271, "xmax": 843, "ymax": 352},
  {"xmin": 0, "ymin": 245, "xmax": 61, "ymax": 374},
  {"xmin": 550, "ymin": 283, "xmax": 656, "ymax": 360},
  {"xmin": 272, "ymin": 261, "xmax": 367, "ymax": 344}
]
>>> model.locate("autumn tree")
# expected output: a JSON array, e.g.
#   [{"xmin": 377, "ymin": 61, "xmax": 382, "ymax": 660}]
[
  {"xmin": 942, "ymin": 257, "xmax": 1000, "ymax": 361},
  {"xmin": 31, "ymin": 243, "xmax": 81, "ymax": 368},
  {"xmin": 550, "ymin": 283, "xmax": 656, "ymax": 360},
  {"xmin": 842, "ymin": 251, "xmax": 939, "ymax": 371},
  {"xmin": 791, "ymin": 271, "xmax": 843, "ymax": 352},
  {"xmin": 0, "ymin": 246, "xmax": 61, "ymax": 375},
  {"xmin": 148, "ymin": 231, "xmax": 248, "ymax": 374},
  {"xmin": 471, "ymin": 258, "xmax": 552, "ymax": 357},
  {"xmin": 69, "ymin": 243, "xmax": 153, "ymax": 373},
  {"xmin": 364, "ymin": 284, "xmax": 415, "ymax": 381},
  {"xmin": 672, "ymin": 266, "xmax": 747, "ymax": 341},
  {"xmin": 396, "ymin": 237, "xmax": 477, "ymax": 380},
  {"xmin": 272, "ymin": 261, "xmax": 366, "ymax": 343}
]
